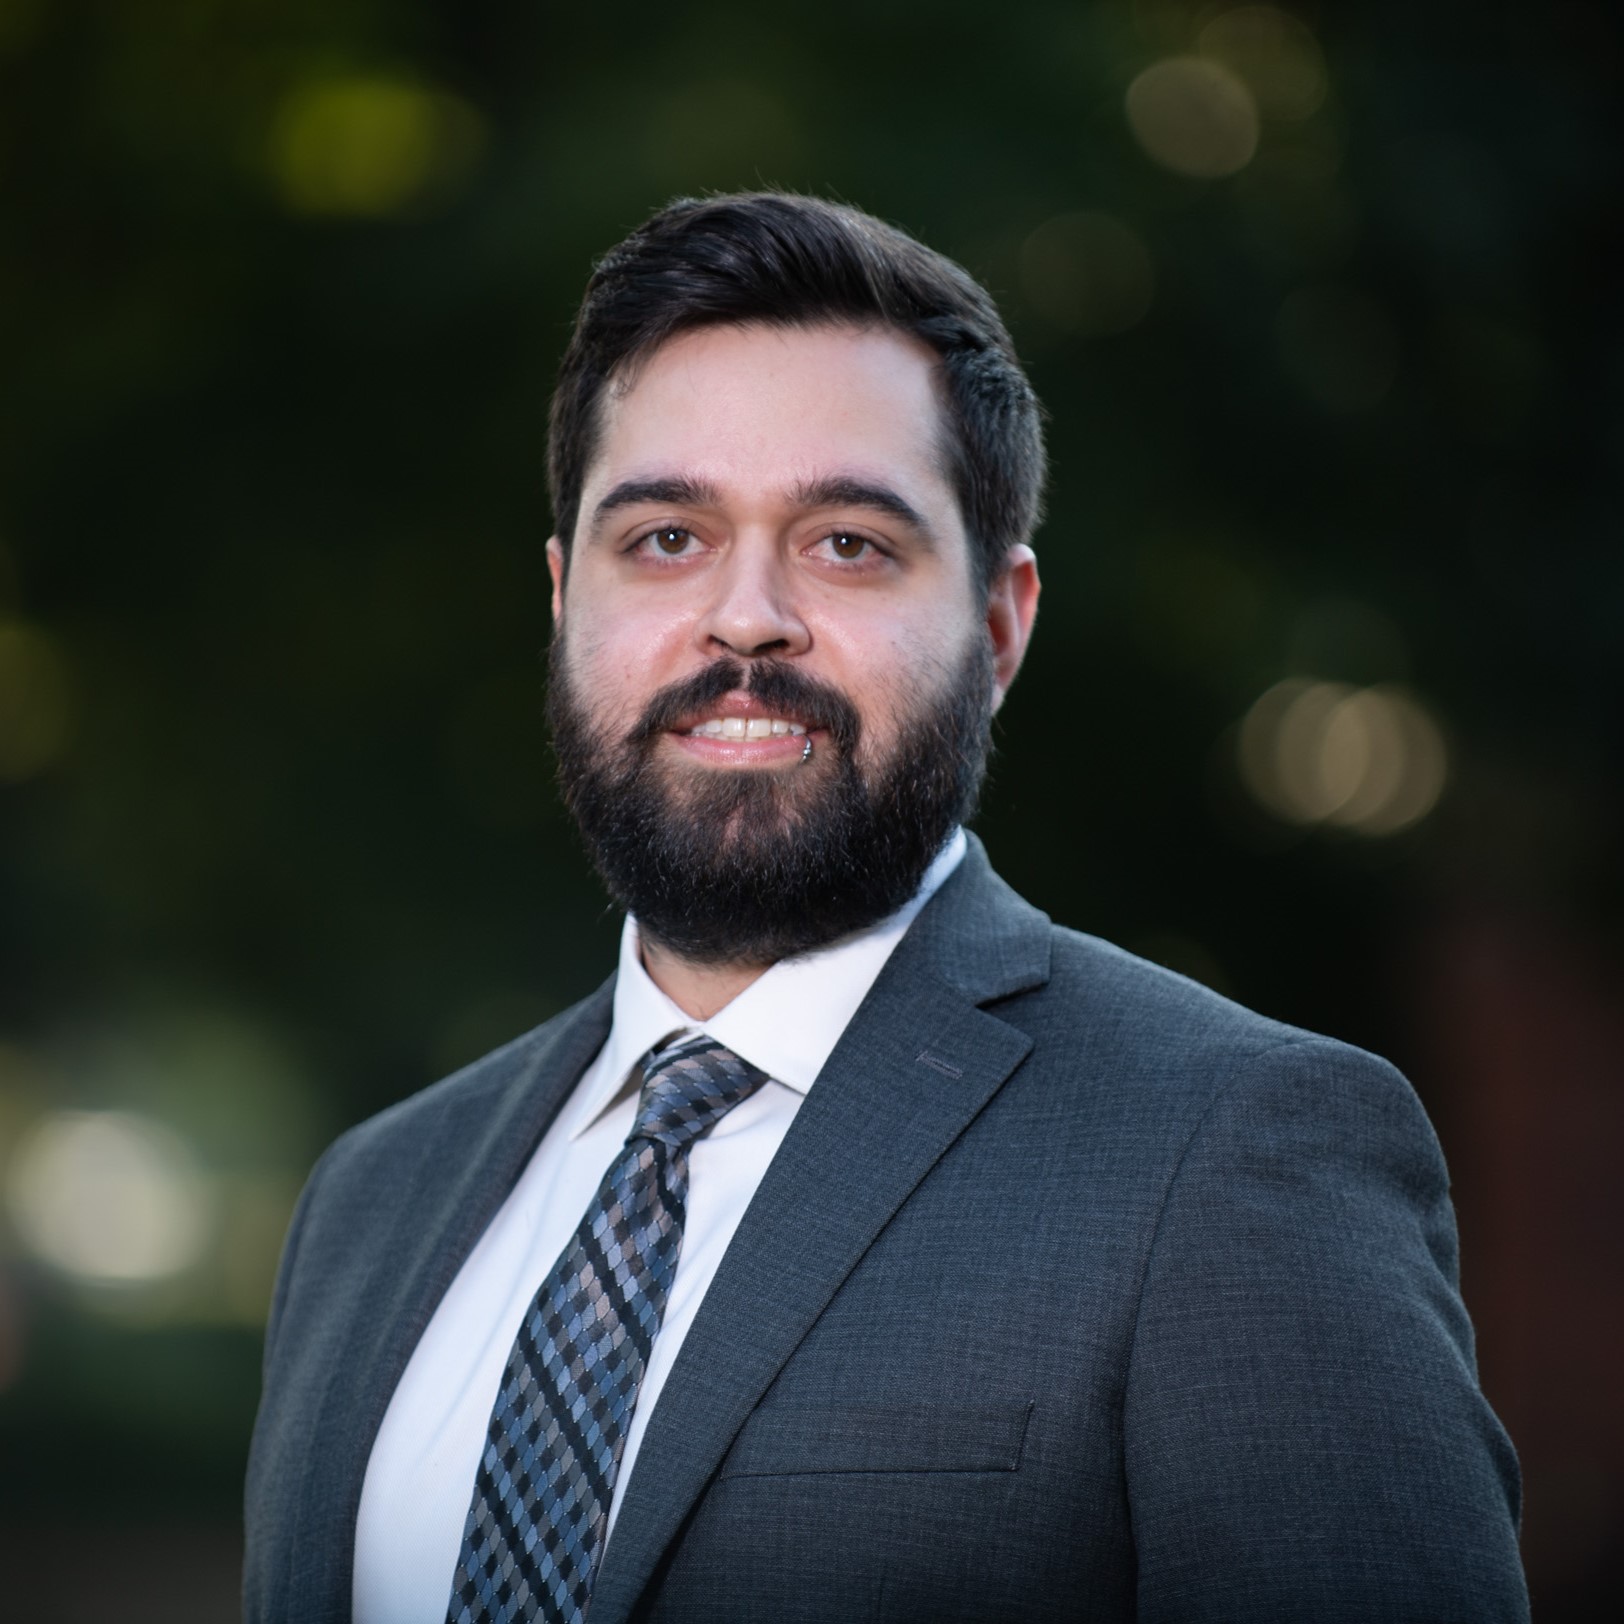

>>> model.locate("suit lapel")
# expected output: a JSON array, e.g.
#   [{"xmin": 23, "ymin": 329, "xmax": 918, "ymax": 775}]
[
  {"xmin": 287, "ymin": 983, "xmax": 615, "ymax": 1619},
  {"xmin": 590, "ymin": 842, "xmax": 1050, "ymax": 1623}
]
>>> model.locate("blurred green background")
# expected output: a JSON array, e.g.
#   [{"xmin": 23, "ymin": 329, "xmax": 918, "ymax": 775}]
[{"xmin": 1, "ymin": 1, "xmax": 1619, "ymax": 1617}]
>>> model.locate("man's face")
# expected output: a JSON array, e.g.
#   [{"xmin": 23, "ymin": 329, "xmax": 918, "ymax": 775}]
[{"xmin": 547, "ymin": 321, "xmax": 1036, "ymax": 965}]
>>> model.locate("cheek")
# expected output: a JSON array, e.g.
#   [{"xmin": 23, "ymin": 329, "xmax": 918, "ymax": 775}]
[
  {"xmin": 822, "ymin": 616, "xmax": 977, "ymax": 746},
  {"xmin": 553, "ymin": 624, "xmax": 644, "ymax": 743},
  {"xmin": 565, "ymin": 599, "xmax": 692, "ymax": 700}
]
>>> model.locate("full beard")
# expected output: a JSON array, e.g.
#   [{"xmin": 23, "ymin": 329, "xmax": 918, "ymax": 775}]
[{"xmin": 547, "ymin": 637, "xmax": 996, "ymax": 967}]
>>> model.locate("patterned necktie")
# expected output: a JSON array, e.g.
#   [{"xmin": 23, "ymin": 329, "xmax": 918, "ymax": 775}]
[{"xmin": 445, "ymin": 1034, "xmax": 768, "ymax": 1624}]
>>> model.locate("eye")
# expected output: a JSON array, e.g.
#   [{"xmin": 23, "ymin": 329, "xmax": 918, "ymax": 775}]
[
  {"xmin": 635, "ymin": 526, "xmax": 701, "ymax": 557},
  {"xmin": 813, "ymin": 531, "xmax": 879, "ymax": 563}
]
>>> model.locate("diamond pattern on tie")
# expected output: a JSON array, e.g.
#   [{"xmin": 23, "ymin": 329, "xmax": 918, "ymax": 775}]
[{"xmin": 446, "ymin": 1034, "xmax": 768, "ymax": 1624}]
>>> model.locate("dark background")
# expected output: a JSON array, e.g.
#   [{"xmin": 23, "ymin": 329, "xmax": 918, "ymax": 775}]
[{"xmin": 1, "ymin": 1, "xmax": 1619, "ymax": 1617}]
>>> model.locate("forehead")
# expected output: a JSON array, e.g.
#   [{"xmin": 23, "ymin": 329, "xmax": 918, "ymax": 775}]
[{"xmin": 586, "ymin": 322, "xmax": 957, "ymax": 511}]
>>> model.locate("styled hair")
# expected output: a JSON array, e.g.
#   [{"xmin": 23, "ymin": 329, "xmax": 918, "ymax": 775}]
[{"xmin": 547, "ymin": 192, "xmax": 1046, "ymax": 592}]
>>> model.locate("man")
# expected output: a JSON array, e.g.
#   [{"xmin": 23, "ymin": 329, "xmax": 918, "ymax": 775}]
[{"xmin": 245, "ymin": 193, "xmax": 1528, "ymax": 1622}]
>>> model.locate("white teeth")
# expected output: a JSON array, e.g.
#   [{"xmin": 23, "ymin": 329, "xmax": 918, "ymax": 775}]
[{"xmin": 686, "ymin": 717, "xmax": 807, "ymax": 738}]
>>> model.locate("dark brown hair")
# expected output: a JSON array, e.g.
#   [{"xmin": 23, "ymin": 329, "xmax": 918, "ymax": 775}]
[{"xmin": 547, "ymin": 192, "xmax": 1046, "ymax": 591}]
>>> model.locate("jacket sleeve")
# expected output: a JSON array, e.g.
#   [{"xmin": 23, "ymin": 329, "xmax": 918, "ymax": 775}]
[{"xmin": 1123, "ymin": 1036, "xmax": 1528, "ymax": 1622}]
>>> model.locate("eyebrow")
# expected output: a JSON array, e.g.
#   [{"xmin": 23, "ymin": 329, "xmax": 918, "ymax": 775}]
[
  {"xmin": 787, "ymin": 475, "xmax": 933, "ymax": 539},
  {"xmin": 585, "ymin": 471, "xmax": 935, "ymax": 543},
  {"xmin": 588, "ymin": 475, "xmax": 723, "ymax": 536}
]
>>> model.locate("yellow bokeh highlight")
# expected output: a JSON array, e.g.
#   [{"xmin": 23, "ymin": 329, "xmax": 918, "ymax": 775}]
[
  {"xmin": 1238, "ymin": 678, "xmax": 1448, "ymax": 835},
  {"xmin": 1126, "ymin": 57, "xmax": 1260, "ymax": 179},
  {"xmin": 0, "ymin": 619, "xmax": 72, "ymax": 781},
  {"xmin": 268, "ymin": 75, "xmax": 485, "ymax": 217},
  {"xmin": 6, "ymin": 1111, "xmax": 212, "ymax": 1285},
  {"xmin": 1200, "ymin": 5, "xmax": 1329, "ymax": 122}
]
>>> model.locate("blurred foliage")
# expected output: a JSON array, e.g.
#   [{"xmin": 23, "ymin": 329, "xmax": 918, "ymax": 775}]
[{"xmin": 0, "ymin": 0, "xmax": 1620, "ymax": 1612}]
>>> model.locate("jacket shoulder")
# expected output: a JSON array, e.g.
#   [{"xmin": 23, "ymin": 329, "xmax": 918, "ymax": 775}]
[
  {"xmin": 261, "ymin": 982, "xmax": 613, "ymax": 1368},
  {"xmin": 1033, "ymin": 921, "xmax": 1362, "ymax": 1078}
]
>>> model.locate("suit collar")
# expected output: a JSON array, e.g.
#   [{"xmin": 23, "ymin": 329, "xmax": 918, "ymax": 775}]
[
  {"xmin": 572, "ymin": 829, "xmax": 974, "ymax": 1132},
  {"xmin": 898, "ymin": 830, "xmax": 1052, "ymax": 1006},
  {"xmin": 590, "ymin": 835, "xmax": 1050, "ymax": 1623}
]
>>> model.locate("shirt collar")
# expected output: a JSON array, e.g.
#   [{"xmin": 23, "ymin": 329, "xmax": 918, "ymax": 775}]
[{"xmin": 568, "ymin": 828, "xmax": 967, "ymax": 1138}]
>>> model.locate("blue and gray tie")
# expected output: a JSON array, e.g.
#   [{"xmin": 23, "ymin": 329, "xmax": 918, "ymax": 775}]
[{"xmin": 445, "ymin": 1033, "xmax": 768, "ymax": 1624}]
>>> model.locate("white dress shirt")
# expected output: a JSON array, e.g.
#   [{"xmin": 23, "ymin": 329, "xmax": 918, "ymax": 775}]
[{"xmin": 352, "ymin": 830, "xmax": 966, "ymax": 1624}]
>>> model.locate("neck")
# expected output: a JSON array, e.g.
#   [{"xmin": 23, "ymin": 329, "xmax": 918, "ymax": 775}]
[{"xmin": 639, "ymin": 935, "xmax": 771, "ymax": 1020}]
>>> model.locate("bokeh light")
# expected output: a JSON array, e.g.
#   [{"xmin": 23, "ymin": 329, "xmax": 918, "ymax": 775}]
[
  {"xmin": 0, "ymin": 1012, "xmax": 327, "ymax": 1324},
  {"xmin": 0, "ymin": 619, "xmax": 72, "ymax": 782},
  {"xmin": 1019, "ymin": 212, "xmax": 1156, "ymax": 337},
  {"xmin": 1199, "ymin": 5, "xmax": 1328, "ymax": 122},
  {"xmin": 6, "ymin": 1111, "xmax": 211, "ymax": 1286},
  {"xmin": 267, "ymin": 75, "xmax": 485, "ymax": 217},
  {"xmin": 1125, "ymin": 57, "xmax": 1260, "ymax": 179},
  {"xmin": 1238, "ymin": 679, "xmax": 1448, "ymax": 835}
]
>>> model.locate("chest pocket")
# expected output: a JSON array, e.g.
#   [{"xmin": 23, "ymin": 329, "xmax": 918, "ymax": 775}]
[{"xmin": 718, "ymin": 1398, "xmax": 1035, "ymax": 1478}]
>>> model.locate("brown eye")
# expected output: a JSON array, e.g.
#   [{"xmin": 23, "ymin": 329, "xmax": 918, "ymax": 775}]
[
  {"xmin": 652, "ymin": 528, "xmax": 691, "ymax": 554},
  {"xmin": 828, "ymin": 533, "xmax": 869, "ymax": 560}
]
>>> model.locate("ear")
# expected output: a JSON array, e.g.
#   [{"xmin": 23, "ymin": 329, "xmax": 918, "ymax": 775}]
[
  {"xmin": 986, "ymin": 544, "xmax": 1040, "ymax": 710},
  {"xmin": 546, "ymin": 537, "xmax": 567, "ymax": 626}
]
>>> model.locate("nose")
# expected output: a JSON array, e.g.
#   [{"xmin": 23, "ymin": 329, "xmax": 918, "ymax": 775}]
[{"xmin": 697, "ymin": 543, "xmax": 810, "ymax": 659}]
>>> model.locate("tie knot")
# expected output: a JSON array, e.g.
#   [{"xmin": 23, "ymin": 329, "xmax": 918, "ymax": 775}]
[{"xmin": 629, "ymin": 1034, "xmax": 768, "ymax": 1150}]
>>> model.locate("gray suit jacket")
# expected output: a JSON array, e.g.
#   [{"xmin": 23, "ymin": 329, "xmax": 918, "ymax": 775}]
[{"xmin": 244, "ymin": 839, "xmax": 1527, "ymax": 1621}]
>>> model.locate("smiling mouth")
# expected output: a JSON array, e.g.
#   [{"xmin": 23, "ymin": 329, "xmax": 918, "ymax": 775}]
[
  {"xmin": 684, "ymin": 716, "xmax": 809, "ymax": 740},
  {"xmin": 631, "ymin": 657, "xmax": 856, "ymax": 755}
]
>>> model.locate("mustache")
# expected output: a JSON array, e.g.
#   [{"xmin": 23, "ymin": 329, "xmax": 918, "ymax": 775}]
[{"xmin": 630, "ymin": 659, "xmax": 862, "ymax": 755}]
